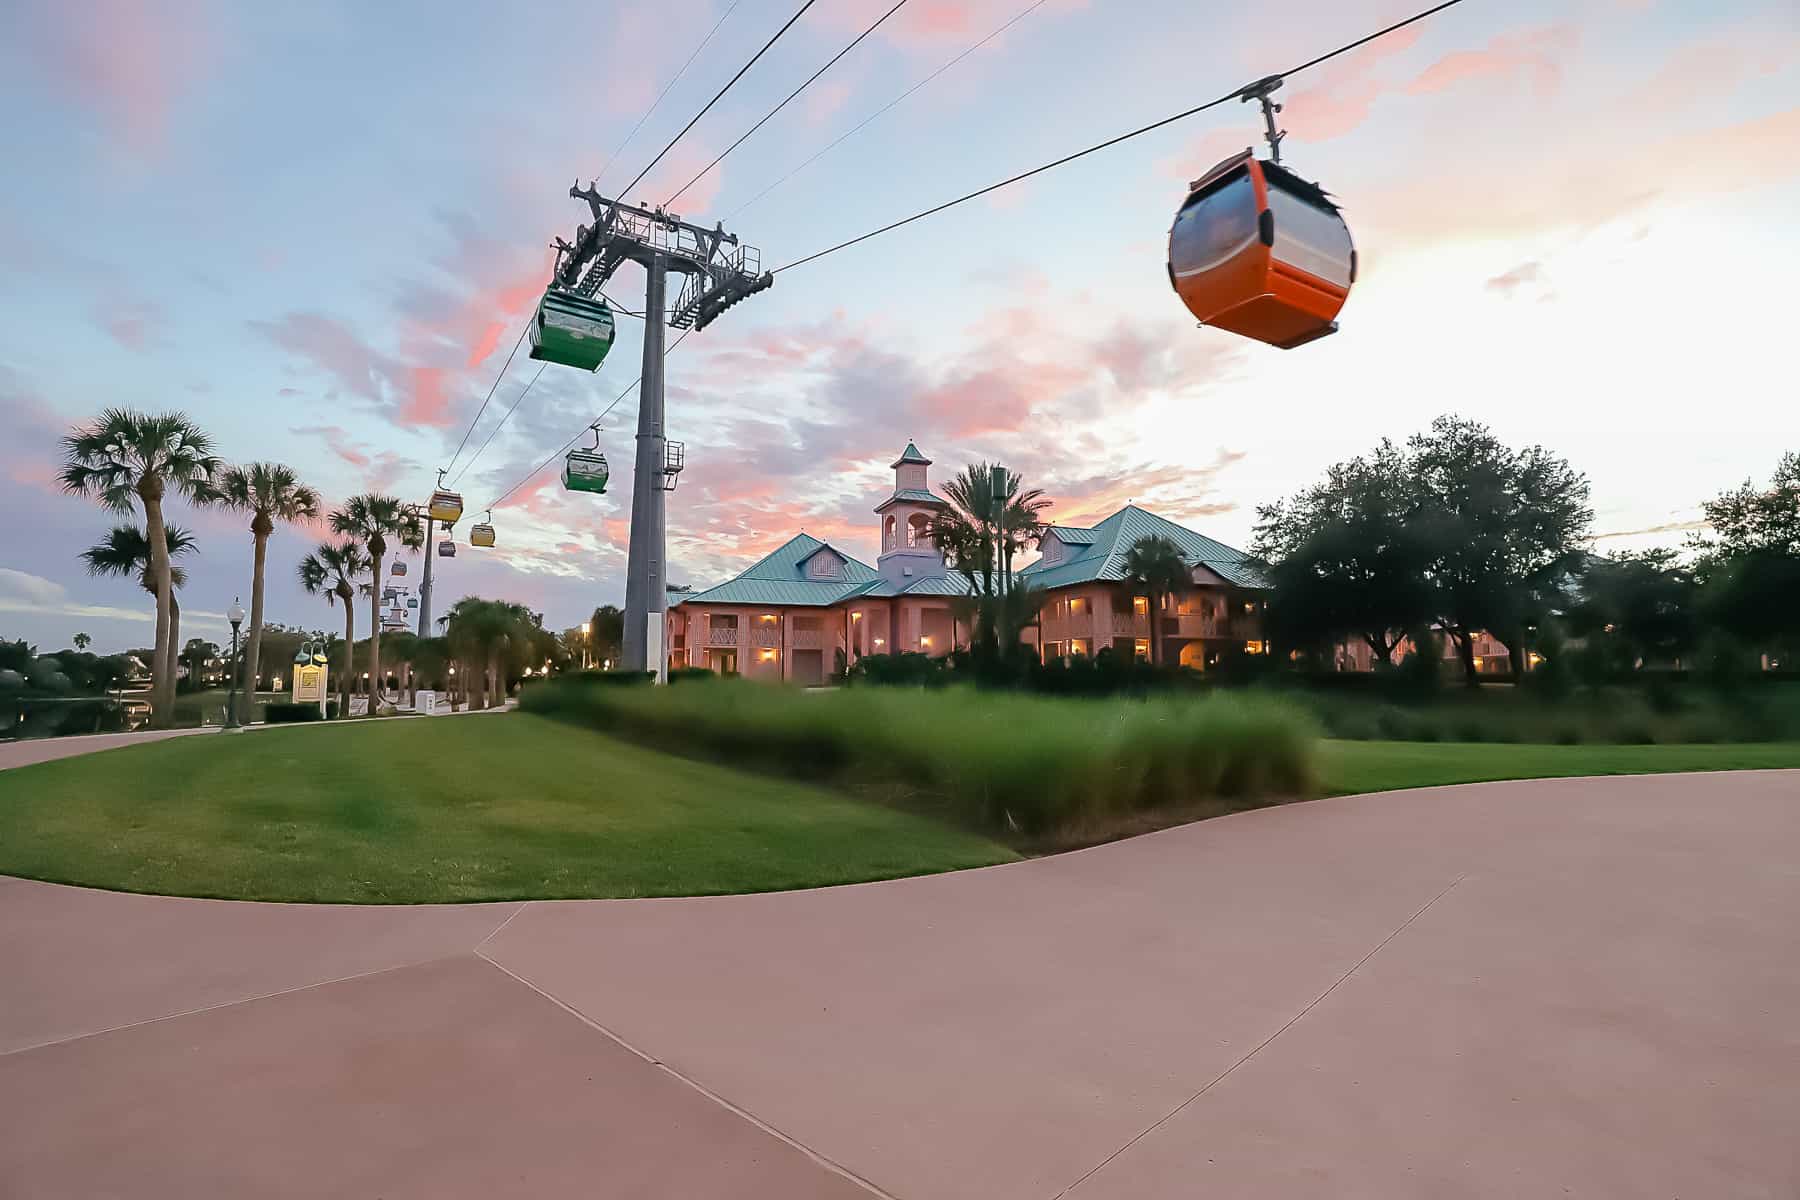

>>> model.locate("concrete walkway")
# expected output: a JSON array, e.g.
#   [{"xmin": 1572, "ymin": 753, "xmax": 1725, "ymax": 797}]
[
  {"xmin": 0, "ymin": 726, "xmax": 212, "ymax": 770},
  {"xmin": 2, "ymin": 771, "xmax": 1796, "ymax": 1197}
]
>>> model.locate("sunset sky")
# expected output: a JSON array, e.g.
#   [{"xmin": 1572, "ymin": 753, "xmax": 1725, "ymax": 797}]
[{"xmin": 2, "ymin": 0, "xmax": 1797, "ymax": 652}]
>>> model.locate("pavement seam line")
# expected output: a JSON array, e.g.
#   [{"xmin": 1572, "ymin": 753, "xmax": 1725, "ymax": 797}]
[
  {"xmin": 474, "ymin": 949, "xmax": 903, "ymax": 1200},
  {"xmin": 0, "ymin": 951, "xmax": 471, "ymax": 1059},
  {"xmin": 1049, "ymin": 871, "xmax": 1471, "ymax": 1199},
  {"xmin": 472, "ymin": 901, "xmax": 529, "ymax": 953}
]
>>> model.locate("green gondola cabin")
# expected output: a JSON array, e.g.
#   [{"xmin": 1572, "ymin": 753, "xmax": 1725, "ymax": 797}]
[{"xmin": 530, "ymin": 290, "xmax": 616, "ymax": 372}]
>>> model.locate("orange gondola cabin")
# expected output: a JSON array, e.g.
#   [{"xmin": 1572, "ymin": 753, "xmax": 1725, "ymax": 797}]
[{"xmin": 1168, "ymin": 150, "xmax": 1354, "ymax": 349}]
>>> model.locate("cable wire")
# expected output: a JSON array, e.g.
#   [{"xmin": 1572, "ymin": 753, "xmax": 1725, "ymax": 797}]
[
  {"xmin": 726, "ymin": 0, "xmax": 1050, "ymax": 221},
  {"xmin": 483, "ymin": 331, "xmax": 692, "ymax": 512},
  {"xmin": 619, "ymin": 0, "xmax": 821, "ymax": 201},
  {"xmin": 775, "ymin": 0, "xmax": 1469, "ymax": 273},
  {"xmin": 665, "ymin": 0, "xmax": 911, "ymax": 207},
  {"xmin": 442, "ymin": 323, "xmax": 528, "ymax": 477},
  {"xmin": 591, "ymin": 1, "xmax": 743, "ymax": 192},
  {"xmin": 448, "ymin": 364, "xmax": 545, "ymax": 488}
]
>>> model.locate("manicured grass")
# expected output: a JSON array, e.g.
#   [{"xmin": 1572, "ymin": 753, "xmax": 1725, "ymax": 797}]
[
  {"xmin": 0, "ymin": 714, "xmax": 1016, "ymax": 902},
  {"xmin": 1320, "ymin": 738, "xmax": 1800, "ymax": 797}
]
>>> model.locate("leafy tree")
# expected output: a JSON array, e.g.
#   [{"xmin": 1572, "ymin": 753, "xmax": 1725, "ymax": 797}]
[
  {"xmin": 298, "ymin": 541, "xmax": 370, "ymax": 718},
  {"xmin": 330, "ymin": 494, "xmax": 423, "ymax": 713},
  {"xmin": 179, "ymin": 638, "xmax": 222, "ymax": 689},
  {"xmin": 72, "ymin": 632, "xmax": 91, "ymax": 651},
  {"xmin": 1566, "ymin": 550, "xmax": 1700, "ymax": 673},
  {"xmin": 1704, "ymin": 549, "xmax": 1800, "ymax": 650},
  {"xmin": 1690, "ymin": 451, "xmax": 1800, "ymax": 570},
  {"xmin": 81, "ymin": 523, "xmax": 199, "ymax": 687},
  {"xmin": 1407, "ymin": 416, "xmax": 1592, "ymax": 685},
  {"xmin": 217, "ymin": 462, "xmax": 321, "ymax": 722},
  {"xmin": 0, "ymin": 640, "xmax": 35, "ymax": 673},
  {"xmin": 60, "ymin": 410, "xmax": 220, "ymax": 724},
  {"xmin": 927, "ymin": 464, "xmax": 1050, "ymax": 652},
  {"xmin": 1121, "ymin": 535, "xmax": 1190, "ymax": 666},
  {"xmin": 1253, "ymin": 442, "xmax": 1436, "ymax": 665},
  {"xmin": 1687, "ymin": 451, "xmax": 1800, "ymax": 664},
  {"xmin": 587, "ymin": 604, "xmax": 625, "ymax": 666}
]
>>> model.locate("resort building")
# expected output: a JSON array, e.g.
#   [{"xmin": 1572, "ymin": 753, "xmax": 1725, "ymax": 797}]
[{"xmin": 665, "ymin": 444, "xmax": 1272, "ymax": 681}]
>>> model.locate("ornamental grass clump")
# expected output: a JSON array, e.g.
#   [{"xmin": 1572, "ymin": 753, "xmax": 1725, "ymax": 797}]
[{"xmin": 522, "ymin": 679, "xmax": 1319, "ymax": 838}]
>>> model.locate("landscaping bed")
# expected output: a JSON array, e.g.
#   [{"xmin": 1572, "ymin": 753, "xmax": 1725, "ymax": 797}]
[{"xmin": 521, "ymin": 678, "xmax": 1320, "ymax": 838}]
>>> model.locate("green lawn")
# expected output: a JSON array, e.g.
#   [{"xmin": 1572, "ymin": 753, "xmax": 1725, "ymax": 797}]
[
  {"xmin": 0, "ymin": 714, "xmax": 1016, "ymax": 902},
  {"xmin": 2, "ymin": 714, "xmax": 1795, "ymax": 904},
  {"xmin": 1320, "ymin": 738, "xmax": 1800, "ymax": 796}
]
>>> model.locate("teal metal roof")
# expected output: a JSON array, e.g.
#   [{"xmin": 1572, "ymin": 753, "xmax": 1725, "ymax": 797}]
[
  {"xmin": 874, "ymin": 487, "xmax": 947, "ymax": 510},
  {"xmin": 891, "ymin": 442, "xmax": 931, "ymax": 466},
  {"xmin": 1018, "ymin": 505, "xmax": 1269, "ymax": 591},
  {"xmin": 675, "ymin": 533, "xmax": 884, "ymax": 608},
  {"xmin": 898, "ymin": 574, "xmax": 977, "ymax": 596}
]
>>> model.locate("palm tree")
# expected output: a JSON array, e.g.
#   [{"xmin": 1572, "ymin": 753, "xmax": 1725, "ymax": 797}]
[
  {"xmin": 298, "ymin": 541, "xmax": 369, "ymax": 718},
  {"xmin": 81, "ymin": 523, "xmax": 200, "ymax": 685},
  {"xmin": 445, "ymin": 597, "xmax": 532, "ymax": 708},
  {"xmin": 1122, "ymin": 534, "xmax": 1191, "ymax": 667},
  {"xmin": 329, "ymin": 494, "xmax": 422, "ymax": 714},
  {"xmin": 72, "ymin": 633, "xmax": 91, "ymax": 651},
  {"xmin": 927, "ymin": 464, "xmax": 1051, "ymax": 651},
  {"xmin": 217, "ymin": 462, "xmax": 321, "ymax": 723},
  {"xmin": 61, "ymin": 410, "xmax": 219, "ymax": 725}
]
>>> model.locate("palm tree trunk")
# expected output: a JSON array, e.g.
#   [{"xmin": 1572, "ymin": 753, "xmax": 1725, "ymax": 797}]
[
  {"xmin": 368, "ymin": 550, "xmax": 383, "ymax": 712},
  {"xmin": 169, "ymin": 591, "xmax": 182, "ymax": 696},
  {"xmin": 341, "ymin": 596, "xmax": 355, "ymax": 718},
  {"xmin": 144, "ymin": 495, "xmax": 175, "ymax": 726},
  {"xmin": 241, "ymin": 528, "xmax": 269, "ymax": 724}
]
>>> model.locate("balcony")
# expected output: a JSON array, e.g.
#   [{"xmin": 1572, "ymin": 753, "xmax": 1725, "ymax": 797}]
[
  {"xmin": 706, "ymin": 626, "xmax": 739, "ymax": 647},
  {"xmin": 1110, "ymin": 612, "xmax": 1150, "ymax": 636},
  {"xmin": 750, "ymin": 626, "xmax": 780, "ymax": 649},
  {"xmin": 791, "ymin": 627, "xmax": 823, "ymax": 650}
]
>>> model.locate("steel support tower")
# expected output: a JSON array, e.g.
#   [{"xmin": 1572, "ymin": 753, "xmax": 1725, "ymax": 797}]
[{"xmin": 552, "ymin": 185, "xmax": 772, "ymax": 679}]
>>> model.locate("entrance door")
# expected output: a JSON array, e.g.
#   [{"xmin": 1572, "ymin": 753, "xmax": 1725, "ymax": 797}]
[
  {"xmin": 791, "ymin": 649, "xmax": 824, "ymax": 685},
  {"xmin": 709, "ymin": 648, "xmax": 738, "ymax": 676}
]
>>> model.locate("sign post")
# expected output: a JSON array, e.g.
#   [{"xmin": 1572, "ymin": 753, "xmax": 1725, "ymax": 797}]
[{"xmin": 293, "ymin": 640, "xmax": 329, "ymax": 716}]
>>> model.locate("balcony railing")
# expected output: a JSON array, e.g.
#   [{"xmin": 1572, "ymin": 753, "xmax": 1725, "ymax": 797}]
[
  {"xmin": 750, "ymin": 626, "xmax": 780, "ymax": 649},
  {"xmin": 1110, "ymin": 612, "xmax": 1149, "ymax": 636},
  {"xmin": 706, "ymin": 627, "xmax": 739, "ymax": 647},
  {"xmin": 791, "ymin": 628, "xmax": 823, "ymax": 650}
]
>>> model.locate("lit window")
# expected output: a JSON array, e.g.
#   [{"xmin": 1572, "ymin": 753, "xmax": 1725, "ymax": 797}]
[
  {"xmin": 1244, "ymin": 640, "xmax": 1266, "ymax": 655},
  {"xmin": 1134, "ymin": 639, "xmax": 1150, "ymax": 661},
  {"xmin": 1133, "ymin": 596, "xmax": 1149, "ymax": 616}
]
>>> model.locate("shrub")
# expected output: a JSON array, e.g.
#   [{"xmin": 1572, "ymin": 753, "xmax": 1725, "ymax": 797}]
[
  {"xmin": 521, "ymin": 679, "xmax": 1319, "ymax": 840},
  {"xmin": 265, "ymin": 702, "xmax": 323, "ymax": 724}
]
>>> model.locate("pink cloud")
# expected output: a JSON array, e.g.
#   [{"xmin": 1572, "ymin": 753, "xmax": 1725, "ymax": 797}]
[
  {"xmin": 21, "ymin": 0, "xmax": 216, "ymax": 156},
  {"xmin": 398, "ymin": 366, "xmax": 456, "ymax": 428},
  {"xmin": 1406, "ymin": 25, "xmax": 1579, "ymax": 98},
  {"xmin": 98, "ymin": 302, "xmax": 159, "ymax": 352}
]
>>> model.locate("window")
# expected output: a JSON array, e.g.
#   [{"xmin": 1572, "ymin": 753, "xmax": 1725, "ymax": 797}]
[
  {"xmin": 1069, "ymin": 597, "xmax": 1089, "ymax": 616},
  {"xmin": 1169, "ymin": 168, "xmax": 1257, "ymax": 278},
  {"xmin": 1133, "ymin": 595, "xmax": 1149, "ymax": 616},
  {"xmin": 883, "ymin": 515, "xmax": 897, "ymax": 549},
  {"xmin": 711, "ymin": 614, "xmax": 738, "ymax": 631},
  {"xmin": 1134, "ymin": 639, "xmax": 1150, "ymax": 662},
  {"xmin": 907, "ymin": 513, "xmax": 930, "ymax": 547},
  {"xmin": 1267, "ymin": 179, "xmax": 1354, "ymax": 288}
]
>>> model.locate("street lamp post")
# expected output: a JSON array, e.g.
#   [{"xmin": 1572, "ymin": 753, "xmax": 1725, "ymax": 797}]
[
  {"xmin": 223, "ymin": 599, "xmax": 245, "ymax": 731},
  {"xmin": 581, "ymin": 621, "xmax": 591, "ymax": 671}
]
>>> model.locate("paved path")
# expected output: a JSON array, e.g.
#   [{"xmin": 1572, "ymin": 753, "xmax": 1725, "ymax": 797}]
[
  {"xmin": 0, "ymin": 726, "xmax": 212, "ymax": 770},
  {"xmin": 2, "ymin": 771, "xmax": 1796, "ymax": 1197}
]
